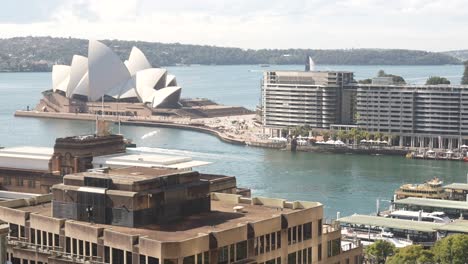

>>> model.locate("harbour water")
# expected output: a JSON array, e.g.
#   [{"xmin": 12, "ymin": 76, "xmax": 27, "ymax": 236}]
[{"xmin": 1, "ymin": 64, "xmax": 467, "ymax": 218}]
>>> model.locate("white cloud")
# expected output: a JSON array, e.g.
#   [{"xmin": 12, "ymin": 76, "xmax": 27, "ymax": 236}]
[{"xmin": 0, "ymin": 0, "xmax": 467, "ymax": 51}]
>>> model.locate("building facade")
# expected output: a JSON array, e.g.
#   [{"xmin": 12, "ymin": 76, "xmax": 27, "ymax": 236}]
[
  {"xmin": 1, "ymin": 167, "xmax": 362, "ymax": 264},
  {"xmin": 260, "ymin": 71, "xmax": 354, "ymax": 137},
  {"xmin": 355, "ymin": 84, "xmax": 468, "ymax": 148}
]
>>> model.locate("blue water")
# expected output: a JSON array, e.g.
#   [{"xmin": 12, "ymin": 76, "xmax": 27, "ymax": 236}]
[{"xmin": 1, "ymin": 65, "xmax": 467, "ymax": 219}]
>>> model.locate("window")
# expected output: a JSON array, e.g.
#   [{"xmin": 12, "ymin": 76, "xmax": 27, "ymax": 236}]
[
  {"xmin": 148, "ymin": 257, "xmax": 159, "ymax": 264},
  {"xmin": 288, "ymin": 228, "xmax": 292, "ymax": 245},
  {"xmin": 4, "ymin": 176, "xmax": 11, "ymax": 185},
  {"xmin": 126, "ymin": 251, "xmax": 133, "ymax": 264},
  {"xmin": 236, "ymin": 241, "xmax": 247, "ymax": 261},
  {"xmin": 266, "ymin": 259, "xmax": 275, "ymax": 264},
  {"xmin": 307, "ymin": 248, "xmax": 312, "ymax": 264},
  {"xmin": 288, "ymin": 252, "xmax": 296, "ymax": 264},
  {"xmin": 298, "ymin": 225, "xmax": 302, "ymax": 242},
  {"xmin": 277, "ymin": 257, "xmax": 282, "ymax": 264},
  {"xmin": 197, "ymin": 253, "xmax": 202, "ymax": 264},
  {"xmin": 140, "ymin": 255, "xmax": 147, "ymax": 264},
  {"xmin": 36, "ymin": 230, "xmax": 41, "ymax": 245},
  {"xmin": 230, "ymin": 244, "xmax": 235, "ymax": 262},
  {"xmin": 293, "ymin": 226, "xmax": 297, "ymax": 243},
  {"xmin": 65, "ymin": 237, "xmax": 70, "ymax": 253},
  {"xmin": 9, "ymin": 224, "xmax": 19, "ymax": 238},
  {"xmin": 303, "ymin": 223, "xmax": 312, "ymax": 240},
  {"xmin": 266, "ymin": 234, "xmax": 270, "ymax": 252},
  {"xmin": 302, "ymin": 249, "xmax": 306, "ymax": 264},
  {"xmin": 85, "ymin": 241, "xmax": 90, "ymax": 256},
  {"xmin": 318, "ymin": 244, "xmax": 322, "ymax": 261},
  {"xmin": 48, "ymin": 233, "xmax": 53, "ymax": 247},
  {"xmin": 17, "ymin": 177, "xmax": 23, "ymax": 186},
  {"xmin": 318, "ymin": 219, "xmax": 323, "ymax": 236},
  {"xmin": 218, "ymin": 246, "xmax": 228, "ymax": 264},
  {"xmin": 54, "ymin": 234, "xmax": 59, "ymax": 247},
  {"xmin": 204, "ymin": 251, "xmax": 210, "ymax": 264},
  {"xmin": 92, "ymin": 243, "xmax": 98, "ymax": 256},
  {"xmin": 327, "ymin": 239, "xmax": 341, "ymax": 257},
  {"xmin": 183, "ymin": 255, "xmax": 195, "ymax": 264},
  {"xmin": 28, "ymin": 180, "xmax": 35, "ymax": 188},
  {"xmin": 271, "ymin": 232, "xmax": 276, "ymax": 250},
  {"xmin": 260, "ymin": 235, "xmax": 265, "ymax": 254},
  {"xmin": 298, "ymin": 250, "xmax": 302, "ymax": 264},
  {"xmin": 277, "ymin": 231, "xmax": 281, "ymax": 249}
]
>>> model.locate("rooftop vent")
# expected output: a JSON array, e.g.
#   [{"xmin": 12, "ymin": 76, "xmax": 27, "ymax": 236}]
[{"xmin": 233, "ymin": 205, "xmax": 245, "ymax": 213}]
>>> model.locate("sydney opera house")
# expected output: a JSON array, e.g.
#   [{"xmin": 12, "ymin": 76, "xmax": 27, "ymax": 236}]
[{"xmin": 33, "ymin": 40, "xmax": 252, "ymax": 118}]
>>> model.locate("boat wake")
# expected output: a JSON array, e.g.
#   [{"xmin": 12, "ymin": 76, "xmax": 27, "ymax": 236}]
[
  {"xmin": 129, "ymin": 146, "xmax": 227, "ymax": 160},
  {"xmin": 141, "ymin": 130, "xmax": 159, "ymax": 140}
]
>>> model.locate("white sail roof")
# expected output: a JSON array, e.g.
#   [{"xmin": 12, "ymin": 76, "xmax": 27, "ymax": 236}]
[
  {"xmin": 166, "ymin": 74, "xmax": 177, "ymax": 87},
  {"xmin": 126, "ymin": 47, "xmax": 152, "ymax": 76},
  {"xmin": 135, "ymin": 68, "xmax": 161, "ymax": 102},
  {"xmin": 152, "ymin": 86, "xmax": 182, "ymax": 108},
  {"xmin": 88, "ymin": 40, "xmax": 131, "ymax": 101},
  {"xmin": 66, "ymin": 55, "xmax": 88, "ymax": 97},
  {"xmin": 72, "ymin": 71, "xmax": 89, "ymax": 97},
  {"xmin": 52, "ymin": 65, "xmax": 70, "ymax": 92}
]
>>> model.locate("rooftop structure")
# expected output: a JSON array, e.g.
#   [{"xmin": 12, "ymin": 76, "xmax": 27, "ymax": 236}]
[
  {"xmin": 0, "ymin": 132, "xmax": 209, "ymax": 194},
  {"xmin": 0, "ymin": 167, "xmax": 362, "ymax": 264},
  {"xmin": 52, "ymin": 167, "xmax": 211, "ymax": 227},
  {"xmin": 394, "ymin": 197, "xmax": 468, "ymax": 218},
  {"xmin": 338, "ymin": 214, "xmax": 468, "ymax": 235}
]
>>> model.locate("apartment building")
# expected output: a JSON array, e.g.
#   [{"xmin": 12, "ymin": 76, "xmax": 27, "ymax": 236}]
[
  {"xmin": 260, "ymin": 71, "xmax": 354, "ymax": 137},
  {"xmin": 355, "ymin": 84, "xmax": 468, "ymax": 149},
  {"xmin": 1, "ymin": 166, "xmax": 362, "ymax": 264}
]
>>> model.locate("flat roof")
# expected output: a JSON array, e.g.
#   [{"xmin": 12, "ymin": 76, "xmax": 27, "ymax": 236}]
[
  {"xmin": 19, "ymin": 199, "xmax": 297, "ymax": 242},
  {"xmin": 0, "ymin": 190, "xmax": 40, "ymax": 201},
  {"xmin": 0, "ymin": 146, "xmax": 53, "ymax": 171},
  {"xmin": 65, "ymin": 167, "xmax": 187, "ymax": 185},
  {"xmin": 338, "ymin": 214, "xmax": 441, "ymax": 233},
  {"xmin": 394, "ymin": 197, "xmax": 468, "ymax": 211},
  {"xmin": 436, "ymin": 220, "xmax": 468, "ymax": 234},
  {"xmin": 444, "ymin": 183, "xmax": 468, "ymax": 191},
  {"xmin": 92, "ymin": 152, "xmax": 210, "ymax": 170}
]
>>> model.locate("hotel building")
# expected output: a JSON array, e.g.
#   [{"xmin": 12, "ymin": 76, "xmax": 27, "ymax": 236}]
[
  {"xmin": 355, "ymin": 84, "xmax": 468, "ymax": 148},
  {"xmin": 1, "ymin": 166, "xmax": 362, "ymax": 264},
  {"xmin": 260, "ymin": 71, "xmax": 354, "ymax": 137}
]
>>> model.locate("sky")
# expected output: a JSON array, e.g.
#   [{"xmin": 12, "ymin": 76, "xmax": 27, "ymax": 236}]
[{"xmin": 0, "ymin": 0, "xmax": 467, "ymax": 51}]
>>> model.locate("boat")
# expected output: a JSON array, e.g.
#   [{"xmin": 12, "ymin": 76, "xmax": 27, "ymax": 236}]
[
  {"xmin": 395, "ymin": 177, "xmax": 448, "ymax": 200},
  {"xmin": 385, "ymin": 210, "xmax": 451, "ymax": 223},
  {"xmin": 341, "ymin": 227, "xmax": 413, "ymax": 248}
]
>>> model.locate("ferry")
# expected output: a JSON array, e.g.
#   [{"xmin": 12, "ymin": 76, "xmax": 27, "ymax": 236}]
[
  {"xmin": 341, "ymin": 227, "xmax": 413, "ymax": 248},
  {"xmin": 386, "ymin": 210, "xmax": 451, "ymax": 224},
  {"xmin": 395, "ymin": 177, "xmax": 447, "ymax": 200}
]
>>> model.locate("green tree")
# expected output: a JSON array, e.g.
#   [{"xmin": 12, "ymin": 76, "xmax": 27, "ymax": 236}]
[
  {"xmin": 322, "ymin": 131, "xmax": 330, "ymax": 141},
  {"xmin": 426, "ymin": 76, "xmax": 451, "ymax": 85},
  {"xmin": 359, "ymin": 78, "xmax": 372, "ymax": 84},
  {"xmin": 387, "ymin": 245, "xmax": 434, "ymax": 264},
  {"xmin": 462, "ymin": 61, "xmax": 468, "ymax": 85},
  {"xmin": 378, "ymin": 69, "xmax": 386, "ymax": 77},
  {"xmin": 432, "ymin": 234, "xmax": 468, "ymax": 264},
  {"xmin": 365, "ymin": 240, "xmax": 396, "ymax": 263}
]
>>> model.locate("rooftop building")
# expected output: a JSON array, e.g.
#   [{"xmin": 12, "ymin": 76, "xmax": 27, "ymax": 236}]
[
  {"xmin": 1, "ymin": 167, "xmax": 362, "ymax": 264},
  {"xmin": 0, "ymin": 131, "xmax": 209, "ymax": 194}
]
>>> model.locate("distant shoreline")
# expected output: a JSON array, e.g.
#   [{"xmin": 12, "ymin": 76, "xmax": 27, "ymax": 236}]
[{"xmin": 0, "ymin": 63, "xmax": 464, "ymax": 74}]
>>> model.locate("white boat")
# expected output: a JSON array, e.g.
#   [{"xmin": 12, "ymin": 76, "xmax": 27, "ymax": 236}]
[
  {"xmin": 341, "ymin": 227, "xmax": 413, "ymax": 248},
  {"xmin": 386, "ymin": 210, "xmax": 451, "ymax": 224}
]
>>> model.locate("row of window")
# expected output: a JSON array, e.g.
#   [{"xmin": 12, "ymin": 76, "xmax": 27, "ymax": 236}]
[
  {"xmin": 2, "ymin": 176, "xmax": 36, "ymax": 188},
  {"xmin": 217, "ymin": 241, "xmax": 248, "ymax": 264},
  {"xmin": 287, "ymin": 248, "xmax": 313, "ymax": 264},
  {"xmin": 255, "ymin": 231, "xmax": 281, "ymax": 255},
  {"xmin": 287, "ymin": 222, "xmax": 312, "ymax": 245}
]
